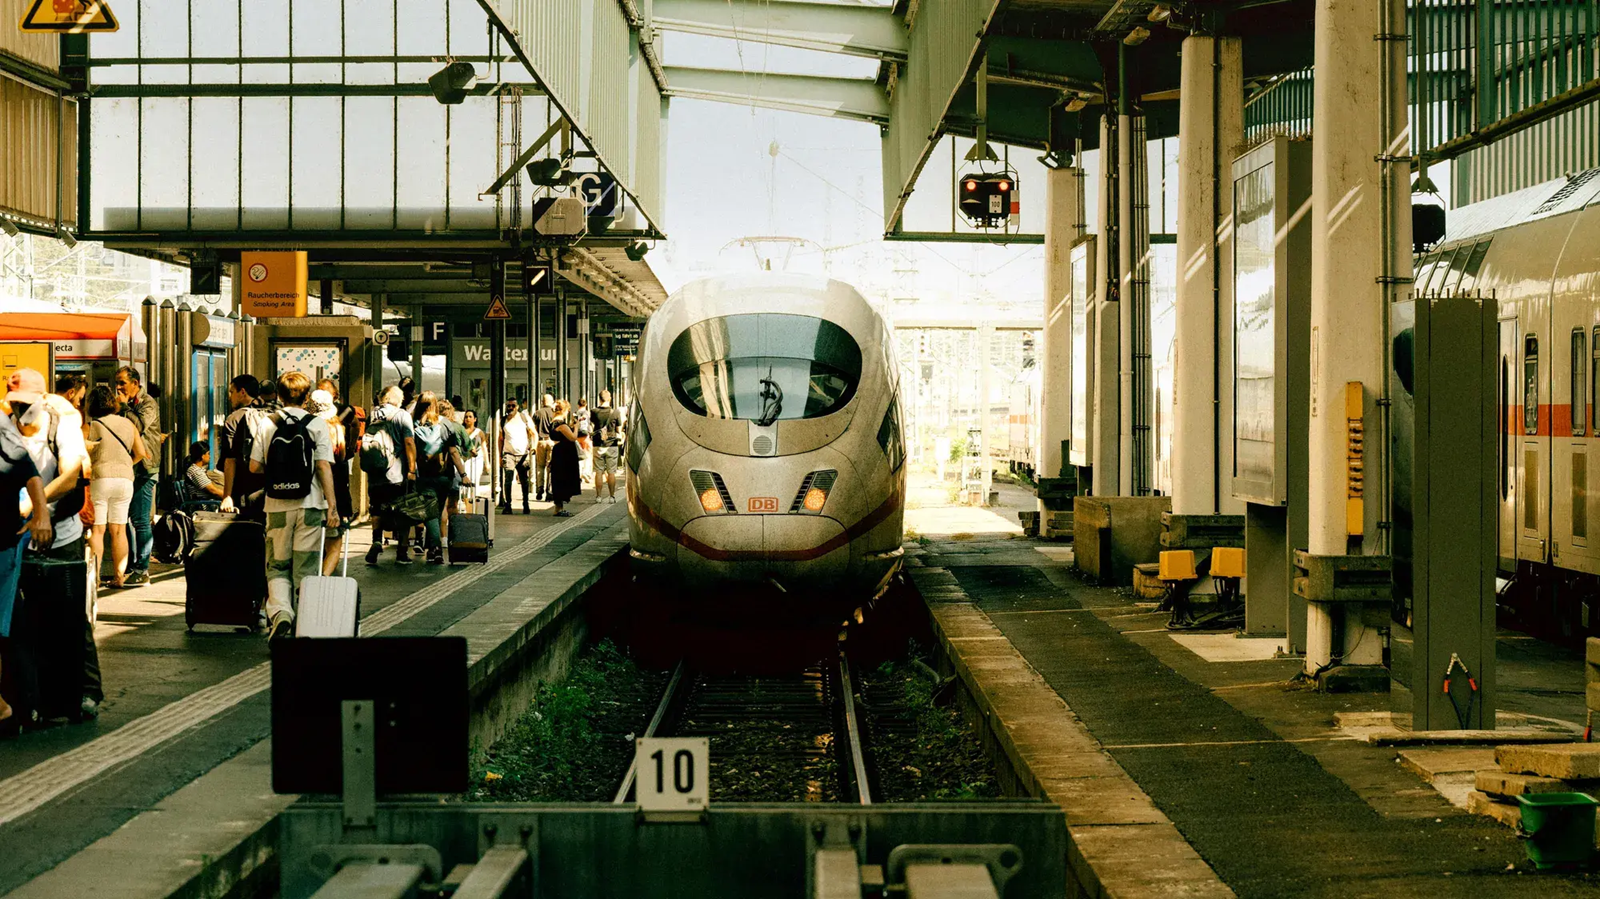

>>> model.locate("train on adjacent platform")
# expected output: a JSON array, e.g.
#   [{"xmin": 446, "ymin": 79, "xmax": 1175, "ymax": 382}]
[
  {"xmin": 1419, "ymin": 168, "xmax": 1600, "ymax": 639},
  {"xmin": 623, "ymin": 274, "xmax": 907, "ymax": 618}
]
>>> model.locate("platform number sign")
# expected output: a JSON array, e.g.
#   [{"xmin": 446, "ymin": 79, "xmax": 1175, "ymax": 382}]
[{"xmin": 635, "ymin": 737, "xmax": 709, "ymax": 813}]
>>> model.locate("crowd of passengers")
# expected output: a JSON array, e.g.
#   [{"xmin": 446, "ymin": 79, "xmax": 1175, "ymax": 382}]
[{"xmin": 0, "ymin": 365, "xmax": 623, "ymax": 735}]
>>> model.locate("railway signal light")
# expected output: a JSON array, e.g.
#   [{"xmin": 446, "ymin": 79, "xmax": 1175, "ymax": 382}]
[
  {"xmin": 427, "ymin": 61, "xmax": 478, "ymax": 104},
  {"xmin": 957, "ymin": 172, "xmax": 1017, "ymax": 229}
]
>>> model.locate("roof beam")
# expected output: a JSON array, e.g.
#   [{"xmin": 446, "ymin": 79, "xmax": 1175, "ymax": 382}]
[
  {"xmin": 663, "ymin": 67, "xmax": 889, "ymax": 123},
  {"xmin": 652, "ymin": 0, "xmax": 907, "ymax": 61},
  {"xmin": 880, "ymin": 0, "xmax": 1005, "ymax": 234}
]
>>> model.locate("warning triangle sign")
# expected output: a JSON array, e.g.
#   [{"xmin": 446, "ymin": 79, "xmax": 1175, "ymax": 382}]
[
  {"xmin": 19, "ymin": 0, "xmax": 119, "ymax": 33},
  {"xmin": 484, "ymin": 295, "xmax": 513, "ymax": 321}
]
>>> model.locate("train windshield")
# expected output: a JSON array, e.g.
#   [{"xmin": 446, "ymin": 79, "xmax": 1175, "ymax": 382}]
[{"xmin": 668, "ymin": 314, "xmax": 862, "ymax": 421}]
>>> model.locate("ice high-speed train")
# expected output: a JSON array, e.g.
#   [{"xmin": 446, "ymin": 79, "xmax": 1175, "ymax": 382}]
[
  {"xmin": 1409, "ymin": 168, "xmax": 1600, "ymax": 638},
  {"xmin": 624, "ymin": 274, "xmax": 907, "ymax": 612}
]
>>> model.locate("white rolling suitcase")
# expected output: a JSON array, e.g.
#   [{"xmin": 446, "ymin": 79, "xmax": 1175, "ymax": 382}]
[{"xmin": 296, "ymin": 535, "xmax": 361, "ymax": 637}]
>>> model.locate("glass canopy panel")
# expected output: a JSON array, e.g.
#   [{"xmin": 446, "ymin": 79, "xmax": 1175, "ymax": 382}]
[{"xmin": 84, "ymin": 0, "xmax": 553, "ymax": 235}]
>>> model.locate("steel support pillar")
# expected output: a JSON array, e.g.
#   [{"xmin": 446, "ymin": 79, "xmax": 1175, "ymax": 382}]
[
  {"xmin": 1040, "ymin": 166, "xmax": 1085, "ymax": 495},
  {"xmin": 1172, "ymin": 35, "xmax": 1243, "ymax": 516},
  {"xmin": 411, "ymin": 305, "xmax": 425, "ymax": 398},
  {"xmin": 1091, "ymin": 115, "xmax": 1121, "ymax": 496},
  {"xmin": 1304, "ymin": 0, "xmax": 1411, "ymax": 675}
]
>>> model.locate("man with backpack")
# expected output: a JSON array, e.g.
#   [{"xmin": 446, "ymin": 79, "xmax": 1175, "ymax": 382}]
[
  {"xmin": 247, "ymin": 372, "xmax": 339, "ymax": 642},
  {"xmin": 591, "ymin": 390, "xmax": 625, "ymax": 504},
  {"xmin": 218, "ymin": 374, "xmax": 271, "ymax": 518},
  {"xmin": 361, "ymin": 385, "xmax": 418, "ymax": 566}
]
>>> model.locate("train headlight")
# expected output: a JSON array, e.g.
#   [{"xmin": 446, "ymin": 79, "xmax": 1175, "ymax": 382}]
[
  {"xmin": 690, "ymin": 470, "xmax": 734, "ymax": 514},
  {"xmin": 791, "ymin": 470, "xmax": 838, "ymax": 514},
  {"xmin": 700, "ymin": 488, "xmax": 724, "ymax": 513}
]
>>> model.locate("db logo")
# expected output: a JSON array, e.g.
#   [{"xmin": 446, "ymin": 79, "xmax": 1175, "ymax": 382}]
[{"xmin": 748, "ymin": 497, "xmax": 779, "ymax": 513}]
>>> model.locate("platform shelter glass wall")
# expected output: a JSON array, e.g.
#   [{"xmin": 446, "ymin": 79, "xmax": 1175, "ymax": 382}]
[{"xmin": 82, "ymin": 0, "xmax": 567, "ymax": 235}]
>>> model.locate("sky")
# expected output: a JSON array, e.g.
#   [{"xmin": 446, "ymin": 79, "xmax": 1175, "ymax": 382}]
[{"xmin": 653, "ymin": 33, "xmax": 1051, "ymax": 321}]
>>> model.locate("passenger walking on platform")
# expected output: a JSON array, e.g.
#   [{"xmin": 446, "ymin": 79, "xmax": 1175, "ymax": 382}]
[
  {"xmin": 185, "ymin": 441, "xmax": 225, "ymax": 499},
  {"xmin": 413, "ymin": 393, "xmax": 465, "ymax": 565},
  {"xmin": 309, "ymin": 387, "xmax": 354, "ymax": 577},
  {"xmin": 533, "ymin": 395, "xmax": 555, "ymax": 501},
  {"xmin": 86, "ymin": 385, "xmax": 148, "ymax": 589},
  {"xmin": 547, "ymin": 400, "xmax": 582, "ymax": 517},
  {"xmin": 249, "ymin": 372, "xmax": 339, "ymax": 641},
  {"xmin": 219, "ymin": 375, "xmax": 270, "ymax": 518},
  {"xmin": 575, "ymin": 398, "xmax": 594, "ymax": 487},
  {"xmin": 363, "ymin": 385, "xmax": 418, "ymax": 566},
  {"xmin": 0, "ymin": 409, "xmax": 50, "ymax": 731},
  {"xmin": 499, "ymin": 399, "xmax": 534, "ymax": 515},
  {"xmin": 115, "ymin": 367, "xmax": 162, "ymax": 586},
  {"xmin": 9, "ymin": 370, "xmax": 101, "ymax": 720},
  {"xmin": 591, "ymin": 390, "xmax": 624, "ymax": 504},
  {"xmin": 460, "ymin": 410, "xmax": 487, "ymax": 503}
]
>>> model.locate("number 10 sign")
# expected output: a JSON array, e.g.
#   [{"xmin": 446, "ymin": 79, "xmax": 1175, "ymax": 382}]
[{"xmin": 635, "ymin": 737, "xmax": 709, "ymax": 814}]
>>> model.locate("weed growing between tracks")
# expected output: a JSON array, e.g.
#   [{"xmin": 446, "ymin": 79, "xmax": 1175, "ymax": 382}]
[
  {"xmin": 860, "ymin": 657, "xmax": 1000, "ymax": 801},
  {"xmin": 470, "ymin": 641, "xmax": 665, "ymax": 802}
]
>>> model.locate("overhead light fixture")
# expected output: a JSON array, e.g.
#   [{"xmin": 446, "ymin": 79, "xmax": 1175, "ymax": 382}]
[
  {"xmin": 1148, "ymin": 4, "xmax": 1173, "ymax": 22},
  {"xmin": 427, "ymin": 61, "xmax": 479, "ymax": 105},
  {"xmin": 1123, "ymin": 26, "xmax": 1151, "ymax": 46},
  {"xmin": 625, "ymin": 241, "xmax": 650, "ymax": 262},
  {"xmin": 1064, "ymin": 96, "xmax": 1090, "ymax": 113},
  {"xmin": 526, "ymin": 156, "xmax": 570, "ymax": 186},
  {"xmin": 56, "ymin": 227, "xmax": 76, "ymax": 248},
  {"xmin": 0, "ymin": 219, "xmax": 19, "ymax": 237}
]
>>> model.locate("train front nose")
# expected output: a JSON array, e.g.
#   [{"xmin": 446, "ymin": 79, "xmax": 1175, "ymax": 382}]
[{"xmin": 676, "ymin": 513, "xmax": 849, "ymax": 594}]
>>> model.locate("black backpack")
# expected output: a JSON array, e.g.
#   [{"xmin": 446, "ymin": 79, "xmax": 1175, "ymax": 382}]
[
  {"xmin": 153, "ymin": 509, "xmax": 195, "ymax": 563},
  {"xmin": 265, "ymin": 413, "xmax": 316, "ymax": 500}
]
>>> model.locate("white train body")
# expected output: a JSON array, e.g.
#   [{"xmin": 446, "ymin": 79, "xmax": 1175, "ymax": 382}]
[
  {"xmin": 1413, "ymin": 169, "xmax": 1600, "ymax": 636},
  {"xmin": 624, "ymin": 274, "xmax": 907, "ymax": 610}
]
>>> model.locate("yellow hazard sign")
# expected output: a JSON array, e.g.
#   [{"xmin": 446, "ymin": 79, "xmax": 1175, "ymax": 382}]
[
  {"xmin": 19, "ymin": 0, "xmax": 119, "ymax": 33},
  {"xmin": 484, "ymin": 295, "xmax": 512, "ymax": 321}
]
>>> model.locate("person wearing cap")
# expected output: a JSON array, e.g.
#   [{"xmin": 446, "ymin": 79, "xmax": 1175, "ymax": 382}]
[{"xmin": 7, "ymin": 368, "xmax": 101, "ymax": 721}]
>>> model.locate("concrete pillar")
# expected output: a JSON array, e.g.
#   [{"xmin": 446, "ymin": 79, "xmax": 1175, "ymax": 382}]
[
  {"xmin": 410, "ymin": 305, "xmax": 425, "ymax": 395},
  {"xmin": 1092, "ymin": 115, "xmax": 1121, "ymax": 495},
  {"xmin": 1304, "ymin": 0, "xmax": 1412, "ymax": 673},
  {"xmin": 1040, "ymin": 166, "xmax": 1084, "ymax": 491},
  {"xmin": 1172, "ymin": 35, "xmax": 1244, "ymax": 516},
  {"xmin": 979, "ymin": 324, "xmax": 993, "ymax": 502}
]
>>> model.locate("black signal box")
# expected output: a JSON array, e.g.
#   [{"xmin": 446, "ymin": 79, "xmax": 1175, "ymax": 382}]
[{"xmin": 958, "ymin": 173, "xmax": 1015, "ymax": 229}]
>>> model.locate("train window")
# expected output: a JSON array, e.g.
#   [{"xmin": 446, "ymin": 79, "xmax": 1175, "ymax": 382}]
[
  {"xmin": 1576, "ymin": 330, "xmax": 1589, "ymax": 437},
  {"xmin": 1575, "ymin": 453, "xmax": 1589, "ymax": 541},
  {"xmin": 1525, "ymin": 335, "xmax": 1539, "ymax": 435},
  {"xmin": 625, "ymin": 402, "xmax": 651, "ymax": 473},
  {"xmin": 1593, "ymin": 326, "xmax": 1600, "ymax": 433},
  {"xmin": 1500, "ymin": 356, "xmax": 1509, "ymax": 499},
  {"xmin": 877, "ymin": 394, "xmax": 904, "ymax": 472},
  {"xmin": 1461, "ymin": 240, "xmax": 1492, "ymax": 292},
  {"xmin": 1440, "ymin": 245, "xmax": 1470, "ymax": 294},
  {"xmin": 667, "ymin": 314, "xmax": 862, "ymax": 421}
]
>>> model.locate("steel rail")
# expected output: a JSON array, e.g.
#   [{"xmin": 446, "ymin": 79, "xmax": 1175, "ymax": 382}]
[
  {"xmin": 836, "ymin": 650, "xmax": 874, "ymax": 805},
  {"xmin": 612, "ymin": 660, "xmax": 688, "ymax": 804}
]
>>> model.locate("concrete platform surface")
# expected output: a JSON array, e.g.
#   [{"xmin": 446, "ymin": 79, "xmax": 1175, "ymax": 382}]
[
  {"xmin": 0, "ymin": 497, "xmax": 628, "ymax": 898},
  {"xmin": 904, "ymin": 481, "xmax": 1600, "ymax": 899}
]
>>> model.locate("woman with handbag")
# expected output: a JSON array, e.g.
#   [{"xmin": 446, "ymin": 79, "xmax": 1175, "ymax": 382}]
[
  {"xmin": 547, "ymin": 400, "xmax": 582, "ymax": 518},
  {"xmin": 411, "ymin": 393, "xmax": 465, "ymax": 565},
  {"xmin": 85, "ymin": 386, "xmax": 148, "ymax": 589}
]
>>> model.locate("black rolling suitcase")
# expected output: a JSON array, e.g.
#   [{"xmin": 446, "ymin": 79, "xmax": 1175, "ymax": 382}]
[
  {"xmin": 449, "ymin": 501, "xmax": 490, "ymax": 565},
  {"xmin": 185, "ymin": 510, "xmax": 267, "ymax": 633},
  {"xmin": 1, "ymin": 555, "xmax": 90, "ymax": 725}
]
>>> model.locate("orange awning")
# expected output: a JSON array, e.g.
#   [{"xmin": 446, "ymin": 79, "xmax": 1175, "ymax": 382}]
[{"xmin": 0, "ymin": 312, "xmax": 131, "ymax": 341}]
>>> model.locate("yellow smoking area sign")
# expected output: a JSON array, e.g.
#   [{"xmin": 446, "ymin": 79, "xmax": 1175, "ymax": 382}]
[
  {"xmin": 239, "ymin": 251, "xmax": 310, "ymax": 318},
  {"xmin": 19, "ymin": 0, "xmax": 119, "ymax": 33}
]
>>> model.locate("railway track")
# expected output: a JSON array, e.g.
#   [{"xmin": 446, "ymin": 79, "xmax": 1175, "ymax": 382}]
[{"xmin": 616, "ymin": 650, "xmax": 875, "ymax": 805}]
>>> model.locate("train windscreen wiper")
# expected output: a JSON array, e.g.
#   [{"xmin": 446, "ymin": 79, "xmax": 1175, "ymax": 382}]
[{"xmin": 756, "ymin": 368, "xmax": 783, "ymax": 426}]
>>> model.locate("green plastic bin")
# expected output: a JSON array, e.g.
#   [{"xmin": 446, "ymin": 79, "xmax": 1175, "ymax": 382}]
[{"xmin": 1517, "ymin": 792, "xmax": 1599, "ymax": 870}]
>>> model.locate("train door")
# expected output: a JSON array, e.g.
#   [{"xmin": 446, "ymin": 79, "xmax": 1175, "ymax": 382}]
[
  {"xmin": 1518, "ymin": 330, "xmax": 1552, "ymax": 563},
  {"xmin": 1500, "ymin": 319, "xmax": 1518, "ymax": 568}
]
